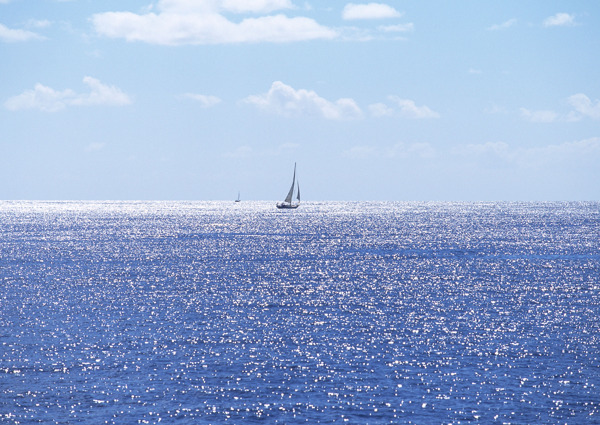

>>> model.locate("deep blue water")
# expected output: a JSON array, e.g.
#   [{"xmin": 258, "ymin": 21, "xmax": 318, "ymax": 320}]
[{"xmin": 1, "ymin": 201, "xmax": 599, "ymax": 424}]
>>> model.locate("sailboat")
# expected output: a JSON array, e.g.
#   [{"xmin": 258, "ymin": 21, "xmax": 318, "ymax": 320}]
[
  {"xmin": 235, "ymin": 191, "xmax": 241, "ymax": 202},
  {"xmin": 276, "ymin": 163, "xmax": 300, "ymax": 209}
]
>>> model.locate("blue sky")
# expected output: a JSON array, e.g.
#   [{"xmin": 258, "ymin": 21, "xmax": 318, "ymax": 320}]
[{"xmin": 1, "ymin": 0, "xmax": 599, "ymax": 201}]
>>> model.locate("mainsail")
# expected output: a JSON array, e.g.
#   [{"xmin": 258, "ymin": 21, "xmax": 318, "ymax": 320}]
[{"xmin": 284, "ymin": 164, "xmax": 296, "ymax": 204}]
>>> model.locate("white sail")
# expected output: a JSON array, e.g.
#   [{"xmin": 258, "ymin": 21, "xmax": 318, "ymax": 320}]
[
  {"xmin": 276, "ymin": 163, "xmax": 300, "ymax": 209},
  {"xmin": 283, "ymin": 163, "xmax": 296, "ymax": 204}
]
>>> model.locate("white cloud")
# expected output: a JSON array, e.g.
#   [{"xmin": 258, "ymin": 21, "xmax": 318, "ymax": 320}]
[
  {"xmin": 543, "ymin": 12, "xmax": 576, "ymax": 27},
  {"xmin": 182, "ymin": 93, "xmax": 222, "ymax": 108},
  {"xmin": 242, "ymin": 81, "xmax": 362, "ymax": 120},
  {"xmin": 487, "ymin": 18, "xmax": 517, "ymax": 31},
  {"xmin": 559, "ymin": 137, "xmax": 600, "ymax": 154},
  {"xmin": 378, "ymin": 23, "xmax": 414, "ymax": 33},
  {"xmin": 391, "ymin": 97, "xmax": 440, "ymax": 119},
  {"xmin": 454, "ymin": 141, "xmax": 511, "ymax": 158},
  {"xmin": 158, "ymin": 0, "xmax": 292, "ymax": 14},
  {"xmin": 5, "ymin": 85, "xmax": 76, "ymax": 112},
  {"xmin": 454, "ymin": 138, "xmax": 600, "ymax": 166},
  {"xmin": 371, "ymin": 96, "xmax": 439, "ymax": 119},
  {"xmin": 220, "ymin": 0, "xmax": 293, "ymax": 13},
  {"xmin": 368, "ymin": 102, "xmax": 394, "ymax": 117},
  {"xmin": 0, "ymin": 23, "xmax": 43, "ymax": 42},
  {"xmin": 519, "ymin": 108, "xmax": 559, "ymax": 123},
  {"xmin": 567, "ymin": 93, "xmax": 600, "ymax": 120},
  {"xmin": 92, "ymin": 0, "xmax": 337, "ymax": 45},
  {"xmin": 342, "ymin": 3, "xmax": 402, "ymax": 20},
  {"xmin": 4, "ymin": 77, "xmax": 132, "ymax": 112},
  {"xmin": 73, "ymin": 77, "xmax": 131, "ymax": 106},
  {"xmin": 519, "ymin": 93, "xmax": 600, "ymax": 123},
  {"xmin": 539, "ymin": 138, "xmax": 600, "ymax": 158}
]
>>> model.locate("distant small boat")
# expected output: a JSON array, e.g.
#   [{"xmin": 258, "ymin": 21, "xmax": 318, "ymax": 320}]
[
  {"xmin": 276, "ymin": 163, "xmax": 300, "ymax": 209},
  {"xmin": 235, "ymin": 191, "xmax": 241, "ymax": 203}
]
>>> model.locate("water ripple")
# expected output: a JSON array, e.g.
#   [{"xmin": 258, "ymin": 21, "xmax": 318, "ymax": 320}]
[{"xmin": 1, "ymin": 201, "xmax": 599, "ymax": 423}]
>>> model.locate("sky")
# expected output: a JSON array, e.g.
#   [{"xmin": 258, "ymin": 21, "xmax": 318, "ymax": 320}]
[{"xmin": 1, "ymin": 0, "xmax": 599, "ymax": 201}]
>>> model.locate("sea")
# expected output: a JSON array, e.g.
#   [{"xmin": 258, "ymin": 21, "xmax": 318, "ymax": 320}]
[{"xmin": 1, "ymin": 201, "xmax": 599, "ymax": 424}]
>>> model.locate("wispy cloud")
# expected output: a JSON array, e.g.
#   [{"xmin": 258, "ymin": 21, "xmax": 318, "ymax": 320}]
[
  {"xmin": 26, "ymin": 19, "xmax": 52, "ymax": 29},
  {"xmin": 519, "ymin": 108, "xmax": 559, "ymax": 123},
  {"xmin": 342, "ymin": 3, "xmax": 402, "ymax": 20},
  {"xmin": 487, "ymin": 18, "xmax": 517, "ymax": 31},
  {"xmin": 210, "ymin": 0, "xmax": 293, "ymax": 14},
  {"xmin": 242, "ymin": 81, "xmax": 362, "ymax": 120},
  {"xmin": 92, "ymin": 0, "xmax": 337, "ymax": 45},
  {"xmin": 0, "ymin": 23, "xmax": 43, "ymax": 42},
  {"xmin": 378, "ymin": 23, "xmax": 414, "ymax": 33},
  {"xmin": 4, "ymin": 77, "xmax": 132, "ymax": 112},
  {"xmin": 181, "ymin": 93, "xmax": 222, "ymax": 108},
  {"xmin": 519, "ymin": 93, "xmax": 600, "ymax": 123},
  {"xmin": 567, "ymin": 94, "xmax": 600, "ymax": 120},
  {"xmin": 543, "ymin": 12, "xmax": 576, "ymax": 27},
  {"xmin": 454, "ymin": 138, "xmax": 600, "ymax": 166},
  {"xmin": 454, "ymin": 141, "xmax": 511, "ymax": 158},
  {"xmin": 370, "ymin": 96, "xmax": 440, "ymax": 119},
  {"xmin": 368, "ymin": 102, "xmax": 394, "ymax": 117}
]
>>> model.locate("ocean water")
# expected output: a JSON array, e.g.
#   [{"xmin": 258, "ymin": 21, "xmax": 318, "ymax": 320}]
[{"xmin": 1, "ymin": 201, "xmax": 599, "ymax": 424}]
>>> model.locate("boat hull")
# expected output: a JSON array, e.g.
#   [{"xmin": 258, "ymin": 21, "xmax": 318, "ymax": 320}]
[{"xmin": 276, "ymin": 203, "xmax": 299, "ymax": 209}]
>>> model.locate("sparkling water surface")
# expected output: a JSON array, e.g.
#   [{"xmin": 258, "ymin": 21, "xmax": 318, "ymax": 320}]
[{"xmin": 1, "ymin": 201, "xmax": 599, "ymax": 424}]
